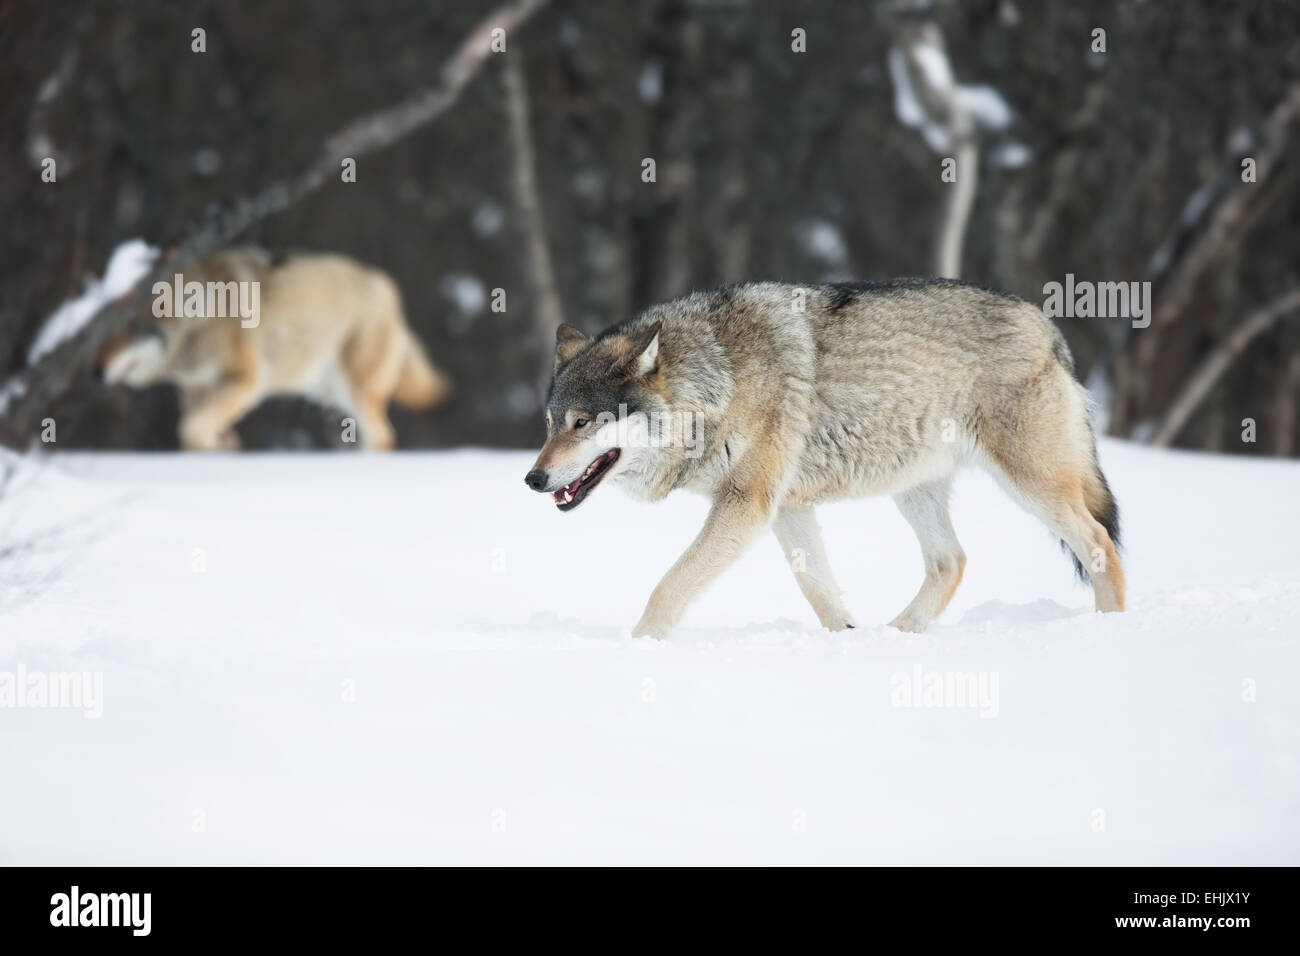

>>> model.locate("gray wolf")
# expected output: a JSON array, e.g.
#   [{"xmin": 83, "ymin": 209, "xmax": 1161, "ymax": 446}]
[
  {"xmin": 96, "ymin": 247, "xmax": 451, "ymax": 450},
  {"xmin": 524, "ymin": 278, "xmax": 1124, "ymax": 639}
]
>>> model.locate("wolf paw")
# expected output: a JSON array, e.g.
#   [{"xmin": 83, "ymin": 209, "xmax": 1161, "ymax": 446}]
[
  {"xmin": 179, "ymin": 423, "xmax": 221, "ymax": 451},
  {"xmin": 631, "ymin": 612, "xmax": 673, "ymax": 640},
  {"xmin": 888, "ymin": 612, "xmax": 931, "ymax": 634},
  {"xmin": 818, "ymin": 609, "xmax": 857, "ymax": 632}
]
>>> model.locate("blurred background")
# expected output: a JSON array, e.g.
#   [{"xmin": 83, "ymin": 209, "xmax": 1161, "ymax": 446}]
[{"xmin": 2, "ymin": 0, "xmax": 1298, "ymax": 454}]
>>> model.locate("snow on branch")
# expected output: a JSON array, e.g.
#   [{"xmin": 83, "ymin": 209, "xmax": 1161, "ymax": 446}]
[
  {"xmin": 886, "ymin": 12, "xmax": 1025, "ymax": 279},
  {"xmin": 25, "ymin": 240, "xmax": 159, "ymax": 366},
  {"xmin": 887, "ymin": 30, "xmax": 1014, "ymax": 155}
]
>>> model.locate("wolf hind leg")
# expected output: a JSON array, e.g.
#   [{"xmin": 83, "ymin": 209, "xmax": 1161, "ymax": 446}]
[
  {"xmin": 991, "ymin": 467, "xmax": 1125, "ymax": 613},
  {"xmin": 772, "ymin": 505, "xmax": 855, "ymax": 631},
  {"xmin": 890, "ymin": 477, "xmax": 966, "ymax": 633},
  {"xmin": 342, "ymin": 321, "xmax": 404, "ymax": 451},
  {"xmin": 353, "ymin": 397, "xmax": 397, "ymax": 451},
  {"xmin": 1052, "ymin": 488, "xmax": 1124, "ymax": 612},
  {"xmin": 178, "ymin": 388, "xmax": 239, "ymax": 450}
]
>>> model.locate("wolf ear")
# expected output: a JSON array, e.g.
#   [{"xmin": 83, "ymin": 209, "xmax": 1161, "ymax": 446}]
[
  {"xmin": 554, "ymin": 323, "xmax": 590, "ymax": 369},
  {"xmin": 623, "ymin": 322, "xmax": 661, "ymax": 378}
]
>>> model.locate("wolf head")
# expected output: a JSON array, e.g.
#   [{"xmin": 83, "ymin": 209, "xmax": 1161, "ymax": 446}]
[
  {"xmin": 96, "ymin": 248, "xmax": 268, "ymax": 388},
  {"xmin": 94, "ymin": 313, "xmax": 188, "ymax": 387},
  {"xmin": 525, "ymin": 320, "xmax": 667, "ymax": 511}
]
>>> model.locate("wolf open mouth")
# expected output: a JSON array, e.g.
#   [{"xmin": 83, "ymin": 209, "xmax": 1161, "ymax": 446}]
[{"xmin": 553, "ymin": 449, "xmax": 620, "ymax": 511}]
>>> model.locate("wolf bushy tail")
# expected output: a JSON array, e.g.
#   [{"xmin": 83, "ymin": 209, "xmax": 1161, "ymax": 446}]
[{"xmin": 393, "ymin": 337, "xmax": 453, "ymax": 410}]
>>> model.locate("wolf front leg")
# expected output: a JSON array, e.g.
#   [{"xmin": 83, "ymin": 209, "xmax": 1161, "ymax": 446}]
[
  {"xmin": 178, "ymin": 373, "xmax": 263, "ymax": 451},
  {"xmin": 772, "ymin": 505, "xmax": 855, "ymax": 631},
  {"xmin": 632, "ymin": 485, "xmax": 776, "ymax": 640},
  {"xmin": 889, "ymin": 479, "xmax": 966, "ymax": 632},
  {"xmin": 179, "ymin": 387, "xmax": 242, "ymax": 450},
  {"xmin": 177, "ymin": 341, "xmax": 263, "ymax": 451}
]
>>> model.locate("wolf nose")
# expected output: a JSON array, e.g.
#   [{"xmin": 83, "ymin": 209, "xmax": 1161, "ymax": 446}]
[{"xmin": 524, "ymin": 469, "xmax": 548, "ymax": 492}]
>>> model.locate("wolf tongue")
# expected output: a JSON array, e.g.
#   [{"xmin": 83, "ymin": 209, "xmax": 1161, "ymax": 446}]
[{"xmin": 553, "ymin": 475, "xmax": 582, "ymax": 503}]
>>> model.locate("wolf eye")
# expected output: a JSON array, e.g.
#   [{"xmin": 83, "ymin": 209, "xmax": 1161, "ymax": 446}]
[{"xmin": 574, "ymin": 417, "xmax": 589, "ymax": 429}]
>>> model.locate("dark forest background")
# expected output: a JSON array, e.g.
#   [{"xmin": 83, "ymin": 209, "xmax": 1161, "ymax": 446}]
[{"xmin": 2, "ymin": 0, "xmax": 1299, "ymax": 453}]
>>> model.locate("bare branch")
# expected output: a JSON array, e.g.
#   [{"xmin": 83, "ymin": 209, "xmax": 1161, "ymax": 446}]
[
  {"xmin": 1274, "ymin": 347, "xmax": 1300, "ymax": 456},
  {"xmin": 937, "ymin": 139, "xmax": 978, "ymax": 279},
  {"xmin": 1100, "ymin": 82, "xmax": 1300, "ymax": 437},
  {"xmin": 1147, "ymin": 85, "xmax": 1300, "ymax": 334},
  {"xmin": 1149, "ymin": 287, "xmax": 1300, "ymax": 447},
  {"xmin": 1017, "ymin": 79, "xmax": 1109, "ymax": 263},
  {"xmin": 886, "ymin": 14, "xmax": 1000, "ymax": 279},
  {"xmin": 502, "ymin": 50, "xmax": 566, "ymax": 384}
]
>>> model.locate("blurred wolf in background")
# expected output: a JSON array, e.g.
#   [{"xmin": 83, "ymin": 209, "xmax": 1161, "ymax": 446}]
[
  {"xmin": 525, "ymin": 279, "xmax": 1125, "ymax": 639},
  {"xmin": 96, "ymin": 247, "xmax": 452, "ymax": 450}
]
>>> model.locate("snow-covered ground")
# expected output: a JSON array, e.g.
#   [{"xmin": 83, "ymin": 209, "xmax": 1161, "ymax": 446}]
[{"xmin": 1, "ymin": 441, "xmax": 1297, "ymax": 865}]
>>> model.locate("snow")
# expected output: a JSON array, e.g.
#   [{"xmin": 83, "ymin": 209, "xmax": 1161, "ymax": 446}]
[
  {"xmin": 887, "ymin": 40, "xmax": 1021, "ymax": 156},
  {"xmin": 471, "ymin": 200, "xmax": 505, "ymax": 238},
  {"xmin": 26, "ymin": 239, "xmax": 159, "ymax": 365},
  {"xmin": 2, "ymin": 441, "xmax": 1297, "ymax": 864},
  {"xmin": 911, "ymin": 40, "xmax": 955, "ymax": 94},
  {"xmin": 795, "ymin": 218, "xmax": 849, "ymax": 267},
  {"xmin": 956, "ymin": 84, "xmax": 1013, "ymax": 130},
  {"xmin": 993, "ymin": 141, "xmax": 1034, "ymax": 169},
  {"xmin": 438, "ymin": 273, "xmax": 487, "ymax": 316},
  {"xmin": 0, "ymin": 377, "xmax": 25, "ymax": 417},
  {"xmin": 191, "ymin": 147, "xmax": 222, "ymax": 177},
  {"xmin": 637, "ymin": 60, "xmax": 664, "ymax": 105},
  {"xmin": 888, "ymin": 47, "xmax": 943, "ymax": 148}
]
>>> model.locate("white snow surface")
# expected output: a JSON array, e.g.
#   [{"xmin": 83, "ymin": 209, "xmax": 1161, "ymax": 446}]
[
  {"xmin": 2, "ymin": 442, "xmax": 1297, "ymax": 865},
  {"xmin": 26, "ymin": 239, "xmax": 159, "ymax": 365}
]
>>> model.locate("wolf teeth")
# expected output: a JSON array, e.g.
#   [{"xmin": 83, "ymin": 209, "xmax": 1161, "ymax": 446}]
[{"xmin": 564, "ymin": 490, "xmax": 573, "ymax": 503}]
